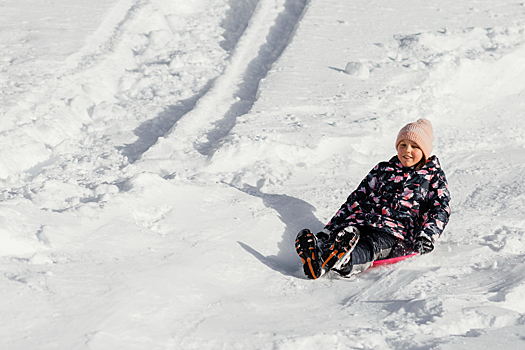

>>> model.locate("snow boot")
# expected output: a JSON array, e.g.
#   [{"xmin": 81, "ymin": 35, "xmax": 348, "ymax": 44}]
[
  {"xmin": 295, "ymin": 229, "xmax": 324, "ymax": 279},
  {"xmin": 321, "ymin": 227, "xmax": 360, "ymax": 272}
]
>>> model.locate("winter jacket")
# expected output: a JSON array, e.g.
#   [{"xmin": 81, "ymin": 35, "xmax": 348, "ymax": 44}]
[{"xmin": 324, "ymin": 155, "xmax": 451, "ymax": 244}]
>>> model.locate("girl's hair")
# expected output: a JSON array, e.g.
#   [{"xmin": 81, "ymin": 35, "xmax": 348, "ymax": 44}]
[{"xmin": 415, "ymin": 156, "xmax": 427, "ymax": 170}]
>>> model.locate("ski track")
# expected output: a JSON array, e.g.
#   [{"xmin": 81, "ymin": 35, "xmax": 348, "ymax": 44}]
[
  {"xmin": 66, "ymin": 0, "xmax": 146, "ymax": 72},
  {"xmin": 197, "ymin": 0, "xmax": 309, "ymax": 156},
  {"xmin": 121, "ymin": 0, "xmax": 260, "ymax": 164},
  {"xmin": 138, "ymin": 0, "xmax": 309, "ymax": 168},
  {"xmin": 0, "ymin": 0, "xmax": 309, "ymax": 205},
  {"xmin": 0, "ymin": 0, "xmax": 232, "ymax": 209}
]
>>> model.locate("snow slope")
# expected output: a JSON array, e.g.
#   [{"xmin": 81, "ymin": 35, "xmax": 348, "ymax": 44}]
[{"xmin": 2, "ymin": 0, "xmax": 525, "ymax": 348}]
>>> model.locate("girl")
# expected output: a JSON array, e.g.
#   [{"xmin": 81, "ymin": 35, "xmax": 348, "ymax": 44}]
[{"xmin": 295, "ymin": 119, "xmax": 451, "ymax": 279}]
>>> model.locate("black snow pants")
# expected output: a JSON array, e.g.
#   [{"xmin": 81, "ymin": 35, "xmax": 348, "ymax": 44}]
[{"xmin": 336, "ymin": 226, "xmax": 402, "ymax": 277}]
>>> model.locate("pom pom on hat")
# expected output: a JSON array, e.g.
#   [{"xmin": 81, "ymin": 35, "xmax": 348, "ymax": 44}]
[{"xmin": 395, "ymin": 118, "xmax": 434, "ymax": 158}]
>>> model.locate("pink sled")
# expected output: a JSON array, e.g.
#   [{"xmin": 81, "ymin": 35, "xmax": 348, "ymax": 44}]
[{"xmin": 372, "ymin": 253, "xmax": 418, "ymax": 267}]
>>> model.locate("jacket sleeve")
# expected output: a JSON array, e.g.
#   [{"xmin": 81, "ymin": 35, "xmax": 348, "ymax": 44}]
[
  {"xmin": 323, "ymin": 166, "xmax": 379, "ymax": 233},
  {"xmin": 419, "ymin": 168, "xmax": 451, "ymax": 243}
]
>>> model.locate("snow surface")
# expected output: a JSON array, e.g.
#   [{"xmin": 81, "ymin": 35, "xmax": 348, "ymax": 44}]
[{"xmin": 2, "ymin": 0, "xmax": 525, "ymax": 348}]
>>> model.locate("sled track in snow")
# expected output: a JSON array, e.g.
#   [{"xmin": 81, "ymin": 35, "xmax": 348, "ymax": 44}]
[
  {"xmin": 121, "ymin": 0, "xmax": 260, "ymax": 163},
  {"xmin": 141, "ymin": 0, "xmax": 309, "ymax": 162},
  {"xmin": 197, "ymin": 0, "xmax": 310, "ymax": 156},
  {"xmin": 69, "ymin": 0, "xmax": 147, "ymax": 72}
]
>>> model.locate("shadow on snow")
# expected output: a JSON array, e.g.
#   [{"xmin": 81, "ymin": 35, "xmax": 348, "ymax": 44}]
[{"xmin": 236, "ymin": 184, "xmax": 324, "ymax": 277}]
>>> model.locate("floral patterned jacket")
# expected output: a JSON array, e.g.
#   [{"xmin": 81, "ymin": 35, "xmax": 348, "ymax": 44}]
[{"xmin": 324, "ymin": 156, "xmax": 451, "ymax": 243}]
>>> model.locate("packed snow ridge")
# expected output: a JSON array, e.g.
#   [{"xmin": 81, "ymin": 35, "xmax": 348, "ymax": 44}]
[{"xmin": 2, "ymin": 0, "xmax": 525, "ymax": 349}]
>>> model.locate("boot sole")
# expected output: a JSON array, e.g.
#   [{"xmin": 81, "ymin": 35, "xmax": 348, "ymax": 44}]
[
  {"xmin": 295, "ymin": 229, "xmax": 323, "ymax": 279},
  {"xmin": 321, "ymin": 229, "xmax": 359, "ymax": 271}
]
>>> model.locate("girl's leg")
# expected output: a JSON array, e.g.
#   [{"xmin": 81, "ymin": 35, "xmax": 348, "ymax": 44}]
[
  {"xmin": 334, "ymin": 228, "xmax": 399, "ymax": 277},
  {"xmin": 320, "ymin": 226, "xmax": 360, "ymax": 272}
]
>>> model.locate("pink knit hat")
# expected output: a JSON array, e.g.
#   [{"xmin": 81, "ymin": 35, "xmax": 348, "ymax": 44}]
[{"xmin": 395, "ymin": 118, "xmax": 433, "ymax": 158}]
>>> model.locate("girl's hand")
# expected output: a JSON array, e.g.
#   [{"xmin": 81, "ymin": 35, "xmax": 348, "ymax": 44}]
[{"xmin": 415, "ymin": 233, "xmax": 434, "ymax": 254}]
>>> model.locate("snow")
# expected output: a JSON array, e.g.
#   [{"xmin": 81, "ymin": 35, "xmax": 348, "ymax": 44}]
[{"xmin": 2, "ymin": 0, "xmax": 525, "ymax": 348}]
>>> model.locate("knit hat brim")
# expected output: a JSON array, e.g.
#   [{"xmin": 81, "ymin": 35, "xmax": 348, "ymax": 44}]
[{"xmin": 395, "ymin": 118, "xmax": 434, "ymax": 158}]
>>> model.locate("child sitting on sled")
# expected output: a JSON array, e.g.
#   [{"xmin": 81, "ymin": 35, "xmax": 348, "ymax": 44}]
[{"xmin": 295, "ymin": 119, "xmax": 451, "ymax": 279}]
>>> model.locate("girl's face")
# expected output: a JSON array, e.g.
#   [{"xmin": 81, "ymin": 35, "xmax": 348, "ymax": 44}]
[{"xmin": 397, "ymin": 139, "xmax": 424, "ymax": 168}]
